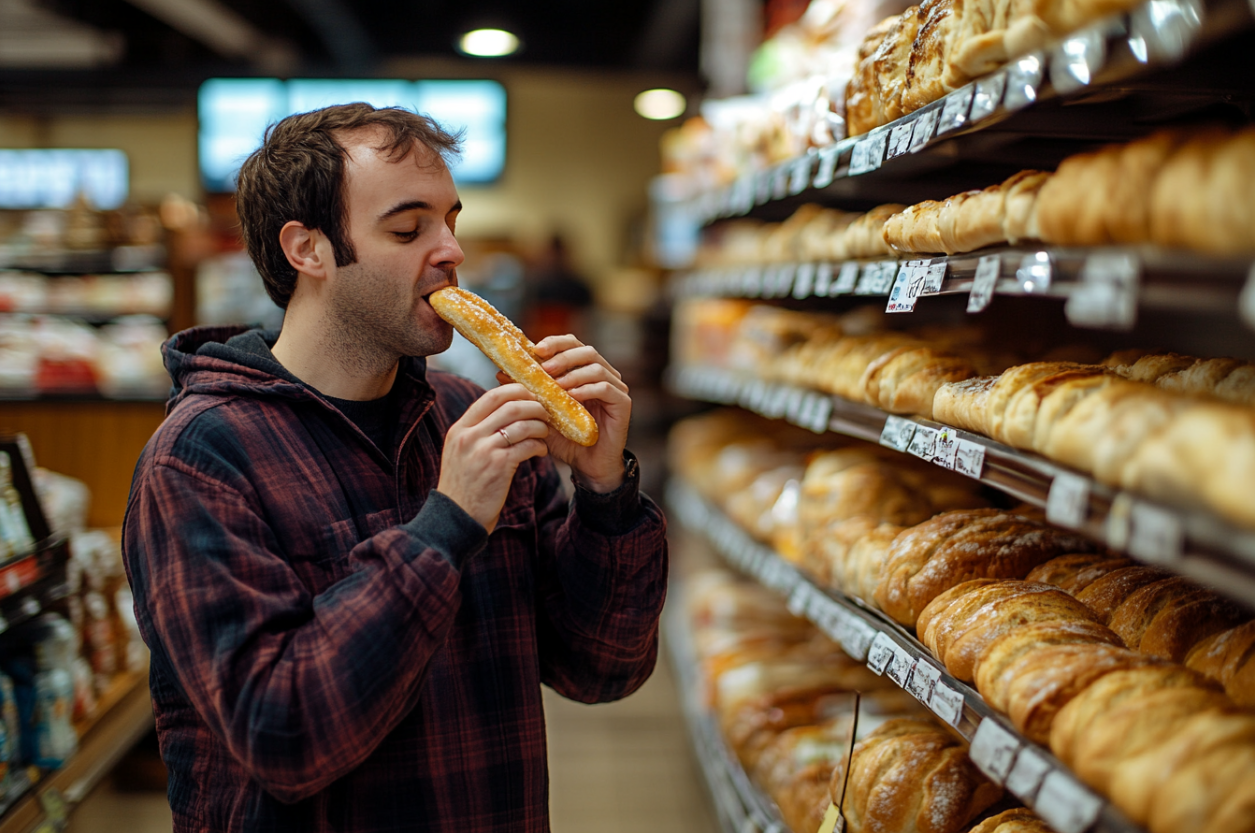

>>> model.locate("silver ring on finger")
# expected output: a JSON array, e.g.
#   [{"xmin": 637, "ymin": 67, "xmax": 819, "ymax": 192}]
[{"xmin": 498, "ymin": 427, "xmax": 514, "ymax": 446}]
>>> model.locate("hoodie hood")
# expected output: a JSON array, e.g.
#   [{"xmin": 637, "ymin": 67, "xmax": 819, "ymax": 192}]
[{"xmin": 161, "ymin": 326, "xmax": 428, "ymax": 415}]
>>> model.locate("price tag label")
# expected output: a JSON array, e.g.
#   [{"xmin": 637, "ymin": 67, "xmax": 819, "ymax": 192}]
[
  {"xmin": 907, "ymin": 659, "xmax": 942, "ymax": 703},
  {"xmin": 772, "ymin": 263, "xmax": 798, "ymax": 298},
  {"xmin": 849, "ymin": 130, "xmax": 888, "ymax": 176},
  {"xmin": 887, "ymin": 121, "xmax": 916, "ymax": 159},
  {"xmin": 1128, "ymin": 0, "xmax": 1204, "ymax": 64},
  {"xmin": 1017, "ymin": 251, "xmax": 1052, "ymax": 292},
  {"xmin": 929, "ymin": 682, "xmax": 965, "ymax": 728},
  {"xmin": 969, "ymin": 72, "xmax": 1007, "ymax": 123},
  {"xmin": 931, "ymin": 426, "xmax": 960, "ymax": 470},
  {"xmin": 1004, "ymin": 52, "xmax": 1045, "ymax": 110},
  {"xmin": 886, "ymin": 263, "xmax": 928, "ymax": 312},
  {"xmin": 755, "ymin": 169, "xmax": 774, "ymax": 205},
  {"xmin": 841, "ymin": 617, "xmax": 877, "ymax": 661},
  {"xmin": 1106, "ymin": 492, "xmax": 1135, "ymax": 551},
  {"xmin": 1005, "ymin": 745, "xmax": 1052, "ymax": 802},
  {"xmin": 1067, "ymin": 251, "xmax": 1140, "ymax": 330},
  {"xmin": 1035, "ymin": 771, "xmax": 1105, "ymax": 833},
  {"xmin": 790, "ymin": 151, "xmax": 816, "ymax": 195},
  {"xmin": 909, "ymin": 108, "xmax": 940, "ymax": 152},
  {"xmin": 937, "ymin": 86, "xmax": 976, "ymax": 134},
  {"xmin": 970, "ymin": 719, "xmax": 1023, "ymax": 784},
  {"xmin": 832, "ymin": 261, "xmax": 861, "ymax": 295},
  {"xmin": 880, "ymin": 415, "xmax": 919, "ymax": 452},
  {"xmin": 1047, "ymin": 471, "xmax": 1090, "ymax": 528},
  {"xmin": 922, "ymin": 262, "xmax": 947, "ymax": 293},
  {"xmin": 1240, "ymin": 263, "xmax": 1255, "ymax": 332},
  {"xmin": 867, "ymin": 632, "xmax": 896, "ymax": 675},
  {"xmin": 907, "ymin": 425, "xmax": 939, "ymax": 460},
  {"xmin": 1050, "ymin": 27, "xmax": 1107, "ymax": 94},
  {"xmin": 967, "ymin": 254, "xmax": 1001, "ymax": 313},
  {"xmin": 812, "ymin": 262, "xmax": 835, "ymax": 296},
  {"xmin": 733, "ymin": 174, "xmax": 756, "ymax": 214},
  {"xmin": 772, "ymin": 163, "xmax": 792, "ymax": 200},
  {"xmin": 812, "ymin": 144, "xmax": 842, "ymax": 189},
  {"xmin": 742, "ymin": 266, "xmax": 764, "ymax": 297},
  {"xmin": 1129, "ymin": 501, "xmax": 1184, "ymax": 565},
  {"xmin": 794, "ymin": 262, "xmax": 818, "ymax": 298},
  {"xmin": 818, "ymin": 802, "xmax": 843, "ymax": 833},
  {"xmin": 886, "ymin": 646, "xmax": 916, "ymax": 687},
  {"xmin": 804, "ymin": 394, "xmax": 833, "ymax": 434},
  {"xmin": 856, "ymin": 262, "xmax": 897, "ymax": 295}
]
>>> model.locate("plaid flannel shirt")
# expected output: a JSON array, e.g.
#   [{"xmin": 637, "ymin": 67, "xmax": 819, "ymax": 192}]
[{"xmin": 122, "ymin": 327, "xmax": 668, "ymax": 833}]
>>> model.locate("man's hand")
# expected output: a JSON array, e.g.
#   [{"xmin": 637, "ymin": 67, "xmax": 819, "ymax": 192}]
[
  {"xmin": 519, "ymin": 335, "xmax": 631, "ymax": 494},
  {"xmin": 437, "ymin": 384, "xmax": 550, "ymax": 534}
]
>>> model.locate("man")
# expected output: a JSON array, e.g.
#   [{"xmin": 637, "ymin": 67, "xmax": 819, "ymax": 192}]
[{"xmin": 122, "ymin": 103, "xmax": 668, "ymax": 832}]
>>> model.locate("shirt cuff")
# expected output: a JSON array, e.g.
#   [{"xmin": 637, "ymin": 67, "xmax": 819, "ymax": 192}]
[
  {"xmin": 404, "ymin": 490, "xmax": 488, "ymax": 571},
  {"xmin": 572, "ymin": 450, "xmax": 643, "ymax": 537}
]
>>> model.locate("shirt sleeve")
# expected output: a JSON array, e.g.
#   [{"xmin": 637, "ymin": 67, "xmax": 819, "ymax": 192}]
[
  {"xmin": 531, "ymin": 450, "xmax": 669, "ymax": 704},
  {"xmin": 124, "ymin": 451, "xmax": 486, "ymax": 805}
]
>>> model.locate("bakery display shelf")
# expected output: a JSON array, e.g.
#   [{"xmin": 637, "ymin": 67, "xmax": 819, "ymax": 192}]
[
  {"xmin": 663, "ymin": 593, "xmax": 789, "ymax": 833},
  {"xmin": 0, "ymin": 246, "xmax": 167, "ymax": 275},
  {"xmin": 666, "ymin": 478, "xmax": 1145, "ymax": 833},
  {"xmin": 0, "ymin": 542, "xmax": 70, "ymax": 638},
  {"xmin": 0, "ymin": 667, "xmax": 153, "ymax": 833},
  {"xmin": 666, "ymin": 364, "xmax": 1255, "ymax": 607},
  {"xmin": 672, "ymin": 247, "xmax": 1255, "ymax": 333},
  {"xmin": 687, "ymin": 0, "xmax": 1255, "ymax": 224}
]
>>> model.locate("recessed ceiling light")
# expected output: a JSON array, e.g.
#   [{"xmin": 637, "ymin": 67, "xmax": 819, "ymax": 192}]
[
  {"xmin": 634, "ymin": 88, "xmax": 686, "ymax": 120},
  {"xmin": 459, "ymin": 28, "xmax": 519, "ymax": 57}
]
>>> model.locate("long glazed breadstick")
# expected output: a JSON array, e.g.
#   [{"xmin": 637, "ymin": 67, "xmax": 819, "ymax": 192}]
[{"xmin": 429, "ymin": 286, "xmax": 599, "ymax": 447}]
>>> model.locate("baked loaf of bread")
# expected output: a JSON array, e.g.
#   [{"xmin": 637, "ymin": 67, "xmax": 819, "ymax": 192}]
[
  {"xmin": 1024, "ymin": 553, "xmax": 1135, "ymax": 594},
  {"xmin": 831, "ymin": 717, "xmax": 1002, "ymax": 833},
  {"xmin": 883, "ymin": 170, "xmax": 1053, "ymax": 255},
  {"xmin": 1103, "ymin": 349, "xmax": 1255, "ymax": 406},
  {"xmin": 966, "ymin": 809, "xmax": 1055, "ymax": 833},
  {"xmin": 1186, "ymin": 621, "xmax": 1255, "ymax": 707},
  {"xmin": 873, "ymin": 510, "xmax": 1095, "ymax": 626}
]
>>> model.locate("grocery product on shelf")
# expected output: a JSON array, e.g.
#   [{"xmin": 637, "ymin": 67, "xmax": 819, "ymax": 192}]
[{"xmin": 0, "ymin": 454, "xmax": 34, "ymax": 560}]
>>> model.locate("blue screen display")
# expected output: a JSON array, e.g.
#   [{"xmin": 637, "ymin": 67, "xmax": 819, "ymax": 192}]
[
  {"xmin": 198, "ymin": 78, "xmax": 507, "ymax": 191},
  {"xmin": 0, "ymin": 149, "xmax": 129, "ymax": 210}
]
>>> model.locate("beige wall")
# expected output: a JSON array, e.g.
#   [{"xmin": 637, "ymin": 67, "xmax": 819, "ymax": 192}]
[{"xmin": 0, "ymin": 67, "xmax": 681, "ymax": 288}]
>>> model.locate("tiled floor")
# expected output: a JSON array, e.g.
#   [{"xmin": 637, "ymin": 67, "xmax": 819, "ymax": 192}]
[{"xmin": 66, "ymin": 641, "xmax": 718, "ymax": 832}]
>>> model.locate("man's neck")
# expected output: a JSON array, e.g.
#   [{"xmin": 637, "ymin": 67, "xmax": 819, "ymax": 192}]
[{"xmin": 271, "ymin": 308, "xmax": 399, "ymax": 401}]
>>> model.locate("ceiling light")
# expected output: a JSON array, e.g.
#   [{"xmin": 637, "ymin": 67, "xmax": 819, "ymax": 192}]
[
  {"xmin": 459, "ymin": 28, "xmax": 519, "ymax": 57},
  {"xmin": 634, "ymin": 88, "xmax": 686, "ymax": 120}
]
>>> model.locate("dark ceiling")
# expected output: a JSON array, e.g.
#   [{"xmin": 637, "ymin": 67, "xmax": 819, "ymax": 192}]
[{"xmin": 1, "ymin": 0, "xmax": 704, "ymax": 112}]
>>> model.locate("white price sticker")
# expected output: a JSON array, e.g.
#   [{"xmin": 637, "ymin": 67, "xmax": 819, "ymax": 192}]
[
  {"xmin": 886, "ymin": 263, "xmax": 928, "ymax": 313},
  {"xmin": 887, "ymin": 122, "xmax": 916, "ymax": 159},
  {"xmin": 970, "ymin": 719, "xmax": 1023, "ymax": 784},
  {"xmin": 907, "ymin": 426, "xmax": 939, "ymax": 460},
  {"xmin": 967, "ymin": 254, "xmax": 1001, "ymax": 313},
  {"xmin": 932, "ymin": 426, "xmax": 960, "ymax": 470},
  {"xmin": 841, "ymin": 618, "xmax": 877, "ymax": 661},
  {"xmin": 909, "ymin": 108, "xmax": 940, "ymax": 152},
  {"xmin": 772, "ymin": 163, "xmax": 791, "ymax": 200},
  {"xmin": 812, "ymin": 144, "xmax": 841, "ymax": 189},
  {"xmin": 742, "ymin": 266, "xmax": 764, "ymax": 297},
  {"xmin": 856, "ymin": 262, "xmax": 897, "ymax": 295},
  {"xmin": 1067, "ymin": 251, "xmax": 1140, "ymax": 330},
  {"xmin": 1006, "ymin": 745, "xmax": 1053, "ymax": 802},
  {"xmin": 1047, "ymin": 471, "xmax": 1091, "ymax": 529},
  {"xmin": 1004, "ymin": 52, "xmax": 1045, "ymax": 110},
  {"xmin": 849, "ymin": 130, "xmax": 888, "ymax": 175},
  {"xmin": 1035, "ymin": 771, "xmax": 1104, "ymax": 833},
  {"xmin": 802, "ymin": 394, "xmax": 834, "ymax": 434},
  {"xmin": 886, "ymin": 646, "xmax": 916, "ymax": 687},
  {"xmin": 923, "ymin": 262, "xmax": 947, "ymax": 293},
  {"xmin": 813, "ymin": 262, "xmax": 835, "ymax": 296},
  {"xmin": 970, "ymin": 72, "xmax": 1007, "ymax": 122},
  {"xmin": 790, "ymin": 151, "xmax": 815, "ymax": 195},
  {"xmin": 880, "ymin": 415, "xmax": 919, "ymax": 453},
  {"xmin": 930, "ymin": 683, "xmax": 965, "ymax": 728},
  {"xmin": 1017, "ymin": 252, "xmax": 1052, "ymax": 292},
  {"xmin": 937, "ymin": 86, "xmax": 976, "ymax": 134},
  {"xmin": 1129, "ymin": 501, "xmax": 1184, "ymax": 565},
  {"xmin": 832, "ymin": 261, "xmax": 861, "ymax": 295},
  {"xmin": 754, "ymin": 170, "xmax": 773, "ymax": 205},
  {"xmin": 867, "ymin": 632, "xmax": 896, "ymax": 674},
  {"xmin": 907, "ymin": 659, "xmax": 942, "ymax": 703},
  {"xmin": 1106, "ymin": 492, "xmax": 1134, "ymax": 551},
  {"xmin": 793, "ymin": 262, "xmax": 818, "ymax": 299},
  {"xmin": 787, "ymin": 583, "xmax": 812, "ymax": 617}
]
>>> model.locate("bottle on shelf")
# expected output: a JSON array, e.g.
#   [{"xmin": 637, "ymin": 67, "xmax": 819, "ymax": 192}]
[
  {"xmin": 29, "ymin": 614, "xmax": 78, "ymax": 769},
  {"xmin": 0, "ymin": 453, "xmax": 34, "ymax": 559}
]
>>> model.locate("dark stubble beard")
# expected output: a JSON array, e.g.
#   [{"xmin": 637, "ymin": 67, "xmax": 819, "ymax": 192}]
[{"xmin": 322, "ymin": 260, "xmax": 455, "ymax": 378}]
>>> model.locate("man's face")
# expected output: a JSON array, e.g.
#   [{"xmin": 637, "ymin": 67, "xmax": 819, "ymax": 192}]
[{"xmin": 326, "ymin": 131, "xmax": 464, "ymax": 360}]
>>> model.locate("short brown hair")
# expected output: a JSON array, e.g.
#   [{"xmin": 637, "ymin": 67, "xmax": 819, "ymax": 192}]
[{"xmin": 235, "ymin": 103, "xmax": 462, "ymax": 309}]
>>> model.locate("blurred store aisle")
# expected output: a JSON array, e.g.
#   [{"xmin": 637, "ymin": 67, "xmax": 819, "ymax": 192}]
[{"xmin": 67, "ymin": 639, "xmax": 716, "ymax": 832}]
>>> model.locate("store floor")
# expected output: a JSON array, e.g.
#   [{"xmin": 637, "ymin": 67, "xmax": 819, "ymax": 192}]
[{"xmin": 67, "ymin": 639, "xmax": 718, "ymax": 833}]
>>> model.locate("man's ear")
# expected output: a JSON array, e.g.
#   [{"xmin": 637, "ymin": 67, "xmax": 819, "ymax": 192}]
[{"xmin": 279, "ymin": 221, "xmax": 333, "ymax": 281}]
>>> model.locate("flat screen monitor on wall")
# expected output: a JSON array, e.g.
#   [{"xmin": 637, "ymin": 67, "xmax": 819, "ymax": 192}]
[{"xmin": 198, "ymin": 78, "xmax": 507, "ymax": 192}]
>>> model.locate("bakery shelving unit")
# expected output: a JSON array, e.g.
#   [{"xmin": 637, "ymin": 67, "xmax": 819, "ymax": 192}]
[
  {"xmin": 667, "ymin": 478, "xmax": 1144, "ymax": 833},
  {"xmin": 664, "ymin": 592, "xmax": 791, "ymax": 833},
  {"xmin": 666, "ymin": 365, "xmax": 1255, "ymax": 606},
  {"xmin": 0, "ymin": 436, "xmax": 153, "ymax": 833}
]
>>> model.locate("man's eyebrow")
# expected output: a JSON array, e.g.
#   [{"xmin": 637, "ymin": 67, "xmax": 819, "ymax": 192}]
[{"xmin": 377, "ymin": 200, "xmax": 463, "ymax": 221}]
